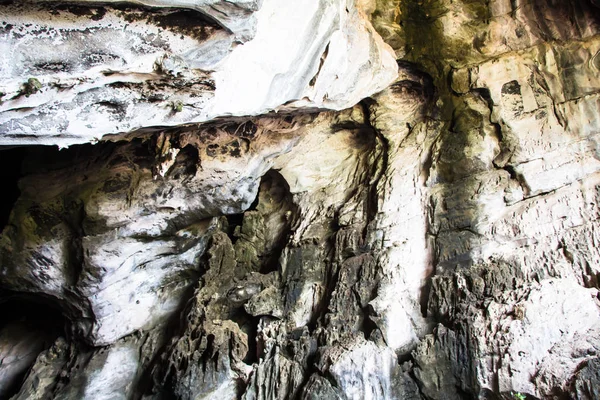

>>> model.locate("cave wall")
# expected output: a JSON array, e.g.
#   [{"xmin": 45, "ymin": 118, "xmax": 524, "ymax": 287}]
[{"xmin": 1, "ymin": 0, "xmax": 600, "ymax": 399}]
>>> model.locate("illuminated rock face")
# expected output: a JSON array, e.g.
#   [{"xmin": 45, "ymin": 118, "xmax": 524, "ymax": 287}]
[
  {"xmin": 0, "ymin": 0, "xmax": 397, "ymax": 146},
  {"xmin": 1, "ymin": 0, "xmax": 600, "ymax": 399}
]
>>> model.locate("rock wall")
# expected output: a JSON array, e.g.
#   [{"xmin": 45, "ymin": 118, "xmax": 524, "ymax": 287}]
[
  {"xmin": 0, "ymin": 0, "xmax": 396, "ymax": 145},
  {"xmin": 1, "ymin": 0, "xmax": 600, "ymax": 399}
]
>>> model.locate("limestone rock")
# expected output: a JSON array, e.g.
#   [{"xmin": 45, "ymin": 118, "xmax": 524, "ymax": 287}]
[
  {"xmin": 2, "ymin": 0, "xmax": 600, "ymax": 399},
  {"xmin": 12, "ymin": 330, "xmax": 168, "ymax": 400},
  {"xmin": 31, "ymin": 0, "xmax": 263, "ymax": 42},
  {"xmin": 327, "ymin": 338, "xmax": 397, "ymax": 400},
  {"xmin": 0, "ymin": 0, "xmax": 397, "ymax": 146},
  {"xmin": 10, "ymin": 338, "xmax": 72, "ymax": 400},
  {"xmin": 0, "ymin": 322, "xmax": 55, "ymax": 399}
]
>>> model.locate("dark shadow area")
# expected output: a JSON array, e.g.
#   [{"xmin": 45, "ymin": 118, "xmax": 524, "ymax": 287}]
[
  {"xmin": 0, "ymin": 294, "xmax": 67, "ymax": 399},
  {"xmin": 0, "ymin": 147, "xmax": 27, "ymax": 231},
  {"xmin": 0, "ymin": 293, "xmax": 66, "ymax": 333},
  {"xmin": 165, "ymin": 144, "xmax": 199, "ymax": 180},
  {"xmin": 525, "ymin": 0, "xmax": 600, "ymax": 41},
  {"xmin": 225, "ymin": 213, "xmax": 245, "ymax": 244},
  {"xmin": 49, "ymin": 2, "xmax": 223, "ymax": 34},
  {"xmin": 230, "ymin": 311, "xmax": 260, "ymax": 366},
  {"xmin": 19, "ymin": 141, "xmax": 134, "ymax": 176},
  {"xmin": 256, "ymin": 169, "xmax": 297, "ymax": 274}
]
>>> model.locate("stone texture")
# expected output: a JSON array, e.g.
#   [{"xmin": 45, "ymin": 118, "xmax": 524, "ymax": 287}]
[
  {"xmin": 32, "ymin": 0, "xmax": 263, "ymax": 42},
  {"xmin": 377, "ymin": 0, "xmax": 600, "ymax": 398},
  {"xmin": 11, "ymin": 330, "xmax": 168, "ymax": 400},
  {"xmin": 0, "ymin": 0, "xmax": 397, "ymax": 146},
  {"xmin": 0, "ymin": 116, "xmax": 305, "ymax": 345},
  {"xmin": 1, "ymin": 0, "xmax": 600, "ymax": 399},
  {"xmin": 0, "ymin": 322, "xmax": 56, "ymax": 398}
]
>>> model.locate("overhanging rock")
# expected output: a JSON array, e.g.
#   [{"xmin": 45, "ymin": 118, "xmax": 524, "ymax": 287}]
[{"xmin": 0, "ymin": 0, "xmax": 398, "ymax": 146}]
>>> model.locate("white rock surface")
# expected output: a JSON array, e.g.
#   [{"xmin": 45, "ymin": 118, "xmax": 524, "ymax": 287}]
[
  {"xmin": 0, "ymin": 0, "xmax": 397, "ymax": 146},
  {"xmin": 328, "ymin": 339, "xmax": 397, "ymax": 400},
  {"xmin": 366, "ymin": 71, "xmax": 437, "ymax": 353},
  {"xmin": 498, "ymin": 280, "xmax": 600, "ymax": 395}
]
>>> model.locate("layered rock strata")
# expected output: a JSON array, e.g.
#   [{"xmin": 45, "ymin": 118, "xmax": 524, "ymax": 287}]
[
  {"xmin": 1, "ymin": 0, "xmax": 600, "ymax": 399},
  {"xmin": 0, "ymin": 0, "xmax": 397, "ymax": 145}
]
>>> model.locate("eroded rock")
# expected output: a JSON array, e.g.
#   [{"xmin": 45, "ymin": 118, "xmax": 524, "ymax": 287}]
[
  {"xmin": 0, "ymin": 0, "xmax": 397, "ymax": 145},
  {"xmin": 2, "ymin": 0, "xmax": 600, "ymax": 398}
]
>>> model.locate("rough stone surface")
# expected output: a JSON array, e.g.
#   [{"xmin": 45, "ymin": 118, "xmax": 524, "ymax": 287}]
[
  {"xmin": 1, "ymin": 0, "xmax": 600, "ymax": 399},
  {"xmin": 0, "ymin": 0, "xmax": 397, "ymax": 145},
  {"xmin": 31, "ymin": 0, "xmax": 263, "ymax": 42}
]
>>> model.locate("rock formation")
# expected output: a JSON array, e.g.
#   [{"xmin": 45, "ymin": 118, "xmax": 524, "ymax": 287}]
[
  {"xmin": 1, "ymin": 0, "xmax": 600, "ymax": 399},
  {"xmin": 0, "ymin": 0, "xmax": 397, "ymax": 145}
]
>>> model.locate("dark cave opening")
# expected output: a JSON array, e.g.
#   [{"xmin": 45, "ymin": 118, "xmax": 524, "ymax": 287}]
[
  {"xmin": 0, "ymin": 294, "xmax": 66, "ymax": 335},
  {"xmin": 0, "ymin": 294, "xmax": 67, "ymax": 399},
  {"xmin": 0, "ymin": 147, "xmax": 27, "ymax": 231},
  {"xmin": 164, "ymin": 144, "xmax": 199, "ymax": 179},
  {"xmin": 225, "ymin": 212, "xmax": 245, "ymax": 243},
  {"xmin": 233, "ymin": 311, "xmax": 261, "ymax": 366},
  {"xmin": 255, "ymin": 169, "xmax": 297, "ymax": 274},
  {"xmin": 0, "ymin": 141, "xmax": 120, "ymax": 231},
  {"xmin": 0, "ymin": 138, "xmax": 155, "ymax": 234}
]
